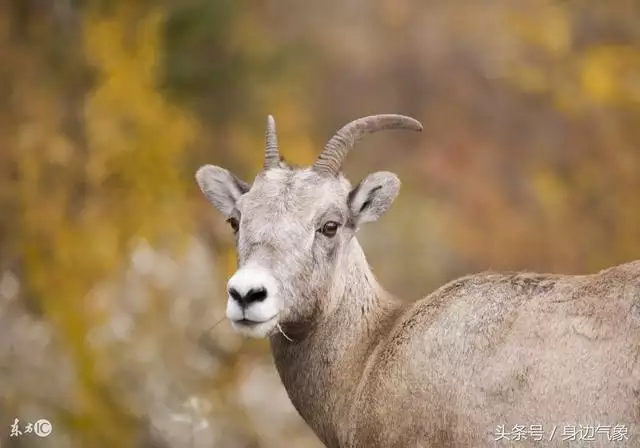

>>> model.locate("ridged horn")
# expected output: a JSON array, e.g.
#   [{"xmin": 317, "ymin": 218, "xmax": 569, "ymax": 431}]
[
  {"xmin": 312, "ymin": 114, "xmax": 423, "ymax": 176},
  {"xmin": 264, "ymin": 114, "xmax": 280, "ymax": 170}
]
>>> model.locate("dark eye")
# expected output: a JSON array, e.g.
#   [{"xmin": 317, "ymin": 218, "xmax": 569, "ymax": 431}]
[
  {"xmin": 320, "ymin": 221, "xmax": 340, "ymax": 238},
  {"xmin": 226, "ymin": 217, "xmax": 240, "ymax": 233}
]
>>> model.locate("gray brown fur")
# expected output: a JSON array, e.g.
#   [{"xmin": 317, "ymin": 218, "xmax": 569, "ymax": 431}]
[{"xmin": 195, "ymin": 114, "xmax": 640, "ymax": 447}]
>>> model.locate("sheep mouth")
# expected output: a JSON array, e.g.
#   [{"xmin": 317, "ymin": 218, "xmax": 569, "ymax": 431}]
[
  {"xmin": 235, "ymin": 318, "xmax": 263, "ymax": 327},
  {"xmin": 233, "ymin": 316, "xmax": 277, "ymax": 327}
]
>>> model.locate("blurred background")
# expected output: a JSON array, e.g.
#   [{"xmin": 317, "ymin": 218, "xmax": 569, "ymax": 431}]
[{"xmin": 0, "ymin": 0, "xmax": 638, "ymax": 446}]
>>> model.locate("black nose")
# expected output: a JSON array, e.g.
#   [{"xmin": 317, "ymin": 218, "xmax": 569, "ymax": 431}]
[{"xmin": 228, "ymin": 286, "xmax": 268, "ymax": 307}]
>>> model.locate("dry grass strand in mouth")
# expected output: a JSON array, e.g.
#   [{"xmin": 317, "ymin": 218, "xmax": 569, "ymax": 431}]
[
  {"xmin": 198, "ymin": 315, "xmax": 227, "ymax": 342},
  {"xmin": 276, "ymin": 321, "xmax": 293, "ymax": 342},
  {"xmin": 201, "ymin": 313, "xmax": 294, "ymax": 342}
]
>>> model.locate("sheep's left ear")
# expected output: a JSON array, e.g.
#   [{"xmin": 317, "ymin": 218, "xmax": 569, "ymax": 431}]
[{"xmin": 347, "ymin": 171, "xmax": 400, "ymax": 226}]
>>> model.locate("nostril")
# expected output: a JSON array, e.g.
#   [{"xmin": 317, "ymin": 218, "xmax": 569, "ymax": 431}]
[
  {"xmin": 228, "ymin": 286, "xmax": 268, "ymax": 306},
  {"xmin": 228, "ymin": 287, "xmax": 243, "ymax": 303},
  {"xmin": 246, "ymin": 287, "xmax": 268, "ymax": 303}
]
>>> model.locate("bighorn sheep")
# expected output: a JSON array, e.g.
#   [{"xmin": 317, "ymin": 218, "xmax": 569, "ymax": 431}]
[{"xmin": 195, "ymin": 114, "xmax": 640, "ymax": 447}]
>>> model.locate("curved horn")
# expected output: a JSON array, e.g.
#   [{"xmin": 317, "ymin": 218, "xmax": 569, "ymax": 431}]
[
  {"xmin": 312, "ymin": 114, "xmax": 423, "ymax": 176},
  {"xmin": 264, "ymin": 114, "xmax": 280, "ymax": 170}
]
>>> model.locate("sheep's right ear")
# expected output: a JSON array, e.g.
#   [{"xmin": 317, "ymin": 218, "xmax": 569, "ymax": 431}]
[{"xmin": 195, "ymin": 165, "xmax": 250, "ymax": 217}]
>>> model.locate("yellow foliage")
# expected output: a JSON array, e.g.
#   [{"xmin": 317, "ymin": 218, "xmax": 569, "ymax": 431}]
[
  {"xmin": 506, "ymin": 1, "xmax": 571, "ymax": 57},
  {"xmin": 82, "ymin": 4, "xmax": 197, "ymax": 238},
  {"xmin": 505, "ymin": 63, "xmax": 549, "ymax": 94},
  {"xmin": 9, "ymin": 3, "xmax": 198, "ymax": 445},
  {"xmin": 580, "ymin": 45, "xmax": 640, "ymax": 105},
  {"xmin": 503, "ymin": 3, "xmax": 640, "ymax": 113},
  {"xmin": 531, "ymin": 169, "xmax": 569, "ymax": 218}
]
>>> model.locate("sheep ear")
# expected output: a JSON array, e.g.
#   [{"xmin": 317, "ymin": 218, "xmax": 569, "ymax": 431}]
[
  {"xmin": 195, "ymin": 165, "xmax": 250, "ymax": 217},
  {"xmin": 348, "ymin": 171, "xmax": 400, "ymax": 225}
]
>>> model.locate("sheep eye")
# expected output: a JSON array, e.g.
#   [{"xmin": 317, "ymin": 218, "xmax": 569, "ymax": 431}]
[
  {"xmin": 320, "ymin": 221, "xmax": 340, "ymax": 237},
  {"xmin": 227, "ymin": 217, "xmax": 240, "ymax": 233}
]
